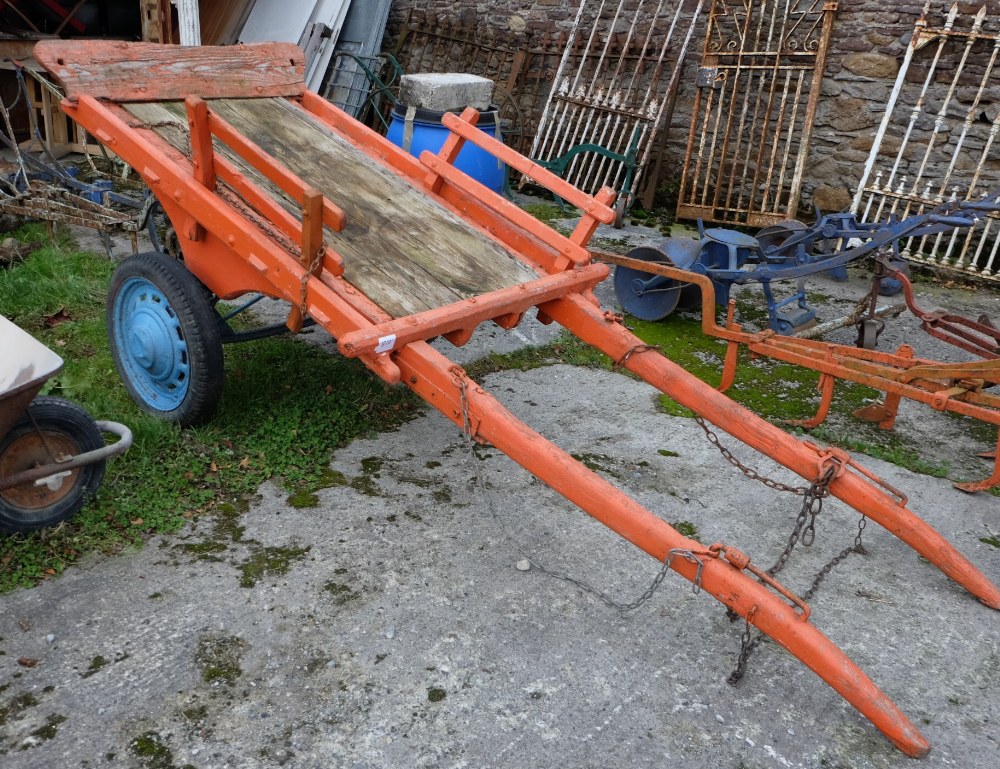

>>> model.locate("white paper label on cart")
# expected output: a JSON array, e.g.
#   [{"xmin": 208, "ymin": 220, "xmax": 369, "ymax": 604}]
[{"xmin": 375, "ymin": 334, "xmax": 397, "ymax": 354}]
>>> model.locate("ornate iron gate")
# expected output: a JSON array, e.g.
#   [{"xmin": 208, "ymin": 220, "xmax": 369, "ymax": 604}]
[
  {"xmin": 851, "ymin": 3, "xmax": 1000, "ymax": 283},
  {"xmin": 677, "ymin": 0, "xmax": 837, "ymax": 227}
]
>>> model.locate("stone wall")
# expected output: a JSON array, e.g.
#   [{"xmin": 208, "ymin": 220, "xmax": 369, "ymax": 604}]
[{"xmin": 383, "ymin": 1, "xmax": 1000, "ymax": 215}]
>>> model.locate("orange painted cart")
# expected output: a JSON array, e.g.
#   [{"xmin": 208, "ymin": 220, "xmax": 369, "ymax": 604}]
[{"xmin": 35, "ymin": 40, "xmax": 1000, "ymax": 758}]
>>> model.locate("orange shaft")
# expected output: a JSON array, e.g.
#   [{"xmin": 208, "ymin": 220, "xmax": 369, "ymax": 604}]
[
  {"xmin": 544, "ymin": 293, "xmax": 1000, "ymax": 610},
  {"xmin": 394, "ymin": 338, "xmax": 929, "ymax": 758}
]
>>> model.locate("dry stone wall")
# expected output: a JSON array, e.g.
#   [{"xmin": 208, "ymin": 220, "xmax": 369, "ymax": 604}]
[{"xmin": 384, "ymin": 1, "xmax": 1000, "ymax": 215}]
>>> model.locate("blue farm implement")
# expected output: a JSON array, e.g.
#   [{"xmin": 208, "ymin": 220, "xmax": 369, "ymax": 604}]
[{"xmin": 614, "ymin": 194, "xmax": 1000, "ymax": 336}]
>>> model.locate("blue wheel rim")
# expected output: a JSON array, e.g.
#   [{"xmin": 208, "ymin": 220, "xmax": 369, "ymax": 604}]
[{"xmin": 112, "ymin": 277, "xmax": 189, "ymax": 411}]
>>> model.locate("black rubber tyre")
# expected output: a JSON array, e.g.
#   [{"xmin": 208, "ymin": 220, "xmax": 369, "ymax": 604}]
[
  {"xmin": 107, "ymin": 251, "xmax": 224, "ymax": 426},
  {"xmin": 0, "ymin": 396, "xmax": 106, "ymax": 534}
]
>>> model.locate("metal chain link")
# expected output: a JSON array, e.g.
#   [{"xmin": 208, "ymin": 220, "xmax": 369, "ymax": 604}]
[
  {"xmin": 695, "ymin": 416, "xmax": 812, "ymax": 496},
  {"xmin": 766, "ymin": 461, "xmax": 838, "ymax": 577},
  {"xmin": 696, "ymin": 417, "xmax": 874, "ymax": 685},
  {"xmin": 729, "ymin": 511, "xmax": 869, "ymax": 686},
  {"xmin": 456, "ymin": 374, "xmax": 680, "ymax": 614},
  {"xmin": 802, "ymin": 514, "xmax": 868, "ymax": 602}
]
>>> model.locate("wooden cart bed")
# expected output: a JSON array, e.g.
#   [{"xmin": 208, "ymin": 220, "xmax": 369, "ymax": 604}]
[{"xmin": 125, "ymin": 98, "xmax": 539, "ymax": 319}]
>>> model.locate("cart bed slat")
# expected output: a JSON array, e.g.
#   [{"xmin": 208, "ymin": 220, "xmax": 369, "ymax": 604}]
[{"xmin": 125, "ymin": 98, "xmax": 539, "ymax": 319}]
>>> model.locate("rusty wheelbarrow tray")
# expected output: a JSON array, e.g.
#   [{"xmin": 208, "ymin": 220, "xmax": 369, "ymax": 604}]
[
  {"xmin": 0, "ymin": 315, "xmax": 131, "ymax": 532},
  {"xmin": 34, "ymin": 39, "xmax": 1000, "ymax": 758}
]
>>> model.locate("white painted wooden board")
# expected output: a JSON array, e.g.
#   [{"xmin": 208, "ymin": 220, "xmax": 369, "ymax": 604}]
[
  {"xmin": 239, "ymin": 0, "xmax": 352, "ymax": 92},
  {"xmin": 238, "ymin": 0, "xmax": 317, "ymax": 47}
]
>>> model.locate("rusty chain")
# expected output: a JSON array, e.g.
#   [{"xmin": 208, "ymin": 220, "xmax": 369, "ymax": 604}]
[
  {"xmin": 695, "ymin": 416, "xmax": 813, "ymax": 496},
  {"xmin": 456, "ymin": 372, "xmax": 686, "ymax": 614},
  {"xmin": 700, "ymin": 422, "xmax": 871, "ymax": 684},
  {"xmin": 693, "ymin": 415, "xmax": 875, "ymax": 684}
]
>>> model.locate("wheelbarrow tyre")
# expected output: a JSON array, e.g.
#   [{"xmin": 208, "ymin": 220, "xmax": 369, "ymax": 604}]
[
  {"xmin": 108, "ymin": 251, "xmax": 224, "ymax": 426},
  {"xmin": 0, "ymin": 396, "xmax": 106, "ymax": 534}
]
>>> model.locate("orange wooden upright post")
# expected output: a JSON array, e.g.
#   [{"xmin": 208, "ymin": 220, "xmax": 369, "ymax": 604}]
[{"xmin": 287, "ymin": 188, "xmax": 325, "ymax": 333}]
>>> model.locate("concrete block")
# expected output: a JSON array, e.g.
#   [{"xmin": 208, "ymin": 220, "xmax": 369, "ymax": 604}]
[{"xmin": 398, "ymin": 73, "xmax": 495, "ymax": 112}]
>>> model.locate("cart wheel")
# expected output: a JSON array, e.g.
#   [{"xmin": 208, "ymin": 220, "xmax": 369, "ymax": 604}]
[
  {"xmin": 0, "ymin": 396, "xmax": 106, "ymax": 534},
  {"xmin": 108, "ymin": 251, "xmax": 223, "ymax": 426}
]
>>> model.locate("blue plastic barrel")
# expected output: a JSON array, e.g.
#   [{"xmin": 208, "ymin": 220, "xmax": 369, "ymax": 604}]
[{"xmin": 387, "ymin": 102, "xmax": 505, "ymax": 193}]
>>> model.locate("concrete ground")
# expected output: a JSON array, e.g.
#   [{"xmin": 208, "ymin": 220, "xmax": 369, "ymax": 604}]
[{"xmin": 1, "ymin": 218, "xmax": 999, "ymax": 768}]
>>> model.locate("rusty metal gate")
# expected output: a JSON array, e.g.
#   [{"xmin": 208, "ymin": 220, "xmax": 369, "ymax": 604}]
[
  {"xmin": 851, "ymin": 3, "xmax": 1000, "ymax": 284},
  {"xmin": 529, "ymin": 0, "xmax": 702, "ymax": 212},
  {"xmin": 677, "ymin": 0, "xmax": 837, "ymax": 227}
]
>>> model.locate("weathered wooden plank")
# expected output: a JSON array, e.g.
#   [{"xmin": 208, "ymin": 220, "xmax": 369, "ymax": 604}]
[
  {"xmin": 218, "ymin": 98, "xmax": 539, "ymax": 295},
  {"xmin": 34, "ymin": 40, "xmax": 305, "ymax": 102},
  {"xmin": 126, "ymin": 101, "xmax": 453, "ymax": 316},
  {"xmin": 125, "ymin": 97, "xmax": 539, "ymax": 319}
]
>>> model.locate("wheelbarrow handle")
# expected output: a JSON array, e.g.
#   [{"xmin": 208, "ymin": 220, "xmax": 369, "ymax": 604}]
[{"xmin": 0, "ymin": 420, "xmax": 133, "ymax": 492}]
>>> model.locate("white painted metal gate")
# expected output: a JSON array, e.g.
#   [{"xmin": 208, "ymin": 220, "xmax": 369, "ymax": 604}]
[{"xmin": 852, "ymin": 2, "xmax": 1000, "ymax": 283}]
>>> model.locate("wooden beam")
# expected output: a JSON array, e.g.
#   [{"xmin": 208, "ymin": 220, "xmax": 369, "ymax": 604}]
[{"xmin": 34, "ymin": 40, "xmax": 305, "ymax": 102}]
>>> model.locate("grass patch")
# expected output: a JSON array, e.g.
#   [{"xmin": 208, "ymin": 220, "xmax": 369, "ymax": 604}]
[{"xmin": 0, "ymin": 226, "xmax": 420, "ymax": 592}]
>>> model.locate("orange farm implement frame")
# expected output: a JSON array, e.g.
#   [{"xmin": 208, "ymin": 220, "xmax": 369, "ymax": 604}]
[
  {"xmin": 34, "ymin": 40, "xmax": 1000, "ymax": 758},
  {"xmin": 597, "ymin": 251, "xmax": 1000, "ymax": 494}
]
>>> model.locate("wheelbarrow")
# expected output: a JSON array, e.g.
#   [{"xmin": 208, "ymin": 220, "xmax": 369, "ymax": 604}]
[
  {"xmin": 0, "ymin": 315, "xmax": 131, "ymax": 534},
  {"xmin": 33, "ymin": 39, "xmax": 1000, "ymax": 757}
]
